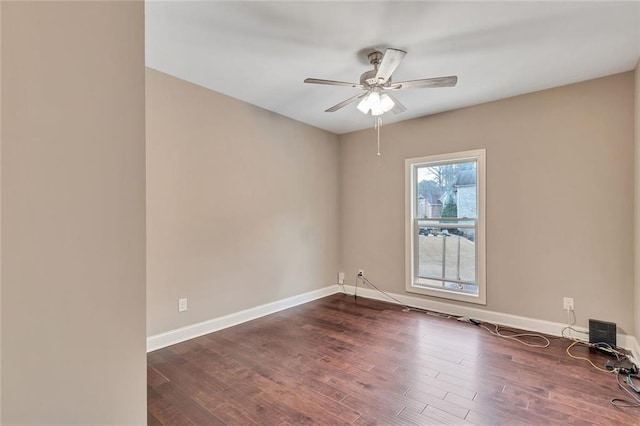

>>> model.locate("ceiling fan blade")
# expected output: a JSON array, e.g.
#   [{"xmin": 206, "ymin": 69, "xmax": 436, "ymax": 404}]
[
  {"xmin": 385, "ymin": 93, "xmax": 407, "ymax": 114},
  {"xmin": 375, "ymin": 48, "xmax": 407, "ymax": 84},
  {"xmin": 394, "ymin": 76, "xmax": 458, "ymax": 89},
  {"xmin": 325, "ymin": 92, "xmax": 368, "ymax": 112},
  {"xmin": 304, "ymin": 78, "xmax": 363, "ymax": 89}
]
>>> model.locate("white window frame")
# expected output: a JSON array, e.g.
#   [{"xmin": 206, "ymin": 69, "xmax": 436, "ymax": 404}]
[{"xmin": 404, "ymin": 149, "xmax": 486, "ymax": 305}]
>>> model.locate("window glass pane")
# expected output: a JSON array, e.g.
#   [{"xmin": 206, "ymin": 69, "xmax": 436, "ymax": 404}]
[
  {"xmin": 416, "ymin": 161, "xmax": 477, "ymax": 219},
  {"xmin": 415, "ymin": 160, "xmax": 477, "ymax": 294},
  {"xmin": 417, "ymin": 233, "xmax": 476, "ymax": 286}
]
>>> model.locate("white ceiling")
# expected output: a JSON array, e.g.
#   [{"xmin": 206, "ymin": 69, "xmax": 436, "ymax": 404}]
[{"xmin": 146, "ymin": 1, "xmax": 640, "ymax": 135}]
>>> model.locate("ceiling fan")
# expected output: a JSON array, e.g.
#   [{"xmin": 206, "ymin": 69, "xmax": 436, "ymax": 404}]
[{"xmin": 304, "ymin": 48, "xmax": 457, "ymax": 116}]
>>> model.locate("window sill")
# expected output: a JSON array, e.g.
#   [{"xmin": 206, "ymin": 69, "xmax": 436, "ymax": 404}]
[{"xmin": 406, "ymin": 283, "xmax": 486, "ymax": 305}]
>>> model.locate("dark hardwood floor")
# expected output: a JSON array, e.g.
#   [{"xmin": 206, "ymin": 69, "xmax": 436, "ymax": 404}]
[{"xmin": 148, "ymin": 294, "xmax": 639, "ymax": 425}]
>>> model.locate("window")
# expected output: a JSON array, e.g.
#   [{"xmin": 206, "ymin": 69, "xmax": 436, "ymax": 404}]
[{"xmin": 405, "ymin": 149, "xmax": 486, "ymax": 304}]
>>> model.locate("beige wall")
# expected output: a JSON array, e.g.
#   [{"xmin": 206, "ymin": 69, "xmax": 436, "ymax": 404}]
[
  {"xmin": 340, "ymin": 72, "xmax": 635, "ymax": 332},
  {"xmin": 0, "ymin": 0, "xmax": 3, "ymax": 419},
  {"xmin": 635, "ymin": 62, "xmax": 640, "ymax": 345},
  {"xmin": 1, "ymin": 2, "xmax": 146, "ymax": 424},
  {"xmin": 146, "ymin": 69, "xmax": 339, "ymax": 336}
]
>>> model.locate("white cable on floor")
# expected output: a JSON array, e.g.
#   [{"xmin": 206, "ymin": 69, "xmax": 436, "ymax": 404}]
[{"xmin": 479, "ymin": 322, "xmax": 550, "ymax": 348}]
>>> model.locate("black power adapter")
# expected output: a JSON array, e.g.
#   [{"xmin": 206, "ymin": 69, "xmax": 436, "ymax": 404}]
[
  {"xmin": 605, "ymin": 360, "xmax": 638, "ymax": 375},
  {"xmin": 589, "ymin": 318, "xmax": 617, "ymax": 351}
]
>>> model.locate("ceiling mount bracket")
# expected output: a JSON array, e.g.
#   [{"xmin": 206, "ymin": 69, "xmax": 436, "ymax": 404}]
[{"xmin": 367, "ymin": 51, "xmax": 383, "ymax": 68}]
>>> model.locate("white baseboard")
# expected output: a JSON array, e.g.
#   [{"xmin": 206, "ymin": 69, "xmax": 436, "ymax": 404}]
[
  {"xmin": 343, "ymin": 285, "xmax": 639, "ymax": 355},
  {"xmin": 147, "ymin": 282, "xmax": 640, "ymax": 361},
  {"xmin": 629, "ymin": 335, "xmax": 640, "ymax": 366},
  {"xmin": 147, "ymin": 284, "xmax": 340, "ymax": 352}
]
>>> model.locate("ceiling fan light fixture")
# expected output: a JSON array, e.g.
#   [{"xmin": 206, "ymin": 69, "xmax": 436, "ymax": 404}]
[
  {"xmin": 357, "ymin": 95, "xmax": 371, "ymax": 114},
  {"xmin": 357, "ymin": 89, "xmax": 395, "ymax": 116},
  {"xmin": 304, "ymin": 47, "xmax": 458, "ymax": 117},
  {"xmin": 367, "ymin": 90, "xmax": 381, "ymax": 107},
  {"xmin": 370, "ymin": 104, "xmax": 384, "ymax": 116},
  {"xmin": 379, "ymin": 93, "xmax": 394, "ymax": 112}
]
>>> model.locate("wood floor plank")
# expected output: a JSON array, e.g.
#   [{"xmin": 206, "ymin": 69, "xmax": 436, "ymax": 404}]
[
  {"xmin": 147, "ymin": 385, "xmax": 199, "ymax": 426},
  {"xmin": 154, "ymin": 381, "xmax": 226, "ymax": 426},
  {"xmin": 201, "ymin": 386, "xmax": 290, "ymax": 425},
  {"xmin": 148, "ymin": 294, "xmax": 640, "ymax": 425},
  {"xmin": 151, "ymin": 352, "xmax": 228, "ymax": 395},
  {"xmin": 423, "ymin": 405, "xmax": 477, "ymax": 426},
  {"xmin": 343, "ymin": 394, "xmax": 418, "ymax": 425},
  {"xmin": 147, "ymin": 411, "xmax": 163, "ymax": 426},
  {"xmin": 404, "ymin": 387, "xmax": 470, "ymax": 419},
  {"xmin": 408, "ymin": 374, "xmax": 480, "ymax": 400},
  {"xmin": 397, "ymin": 406, "xmax": 446, "ymax": 425},
  {"xmin": 147, "ymin": 365, "xmax": 169, "ymax": 388}
]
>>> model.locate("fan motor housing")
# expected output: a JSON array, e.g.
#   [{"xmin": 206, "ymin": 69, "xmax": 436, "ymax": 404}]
[{"xmin": 360, "ymin": 70, "xmax": 376, "ymax": 86}]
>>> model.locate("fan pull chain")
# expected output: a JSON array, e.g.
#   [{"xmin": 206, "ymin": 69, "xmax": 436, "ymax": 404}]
[{"xmin": 375, "ymin": 116, "xmax": 382, "ymax": 156}]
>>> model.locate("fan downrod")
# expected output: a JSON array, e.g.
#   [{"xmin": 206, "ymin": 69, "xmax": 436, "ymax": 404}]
[{"xmin": 360, "ymin": 51, "xmax": 385, "ymax": 86}]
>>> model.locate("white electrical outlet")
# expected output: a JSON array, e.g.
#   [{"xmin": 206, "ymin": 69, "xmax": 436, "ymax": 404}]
[
  {"xmin": 358, "ymin": 269, "xmax": 364, "ymax": 277},
  {"xmin": 178, "ymin": 298, "xmax": 188, "ymax": 312},
  {"xmin": 563, "ymin": 297, "xmax": 574, "ymax": 311},
  {"xmin": 338, "ymin": 272, "xmax": 345, "ymax": 284}
]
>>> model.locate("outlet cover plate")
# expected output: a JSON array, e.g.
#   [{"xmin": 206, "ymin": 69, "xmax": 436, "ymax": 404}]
[
  {"xmin": 563, "ymin": 297, "xmax": 574, "ymax": 310},
  {"xmin": 178, "ymin": 298, "xmax": 188, "ymax": 312}
]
